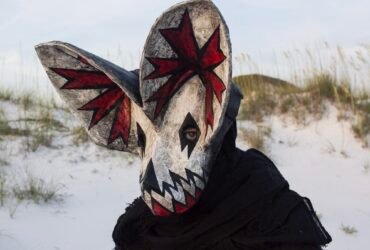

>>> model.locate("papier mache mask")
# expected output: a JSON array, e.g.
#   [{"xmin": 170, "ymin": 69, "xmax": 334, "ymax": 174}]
[{"xmin": 35, "ymin": 0, "xmax": 242, "ymax": 216}]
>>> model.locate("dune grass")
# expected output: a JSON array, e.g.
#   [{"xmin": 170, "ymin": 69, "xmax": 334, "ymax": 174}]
[
  {"xmin": 0, "ymin": 172, "xmax": 64, "ymax": 206},
  {"xmin": 238, "ymin": 124, "xmax": 272, "ymax": 153},
  {"xmin": 233, "ymin": 43, "xmax": 370, "ymax": 146},
  {"xmin": 234, "ymin": 72, "xmax": 369, "ymax": 146},
  {"xmin": 0, "ymin": 88, "xmax": 13, "ymax": 102},
  {"xmin": 0, "ymin": 88, "xmax": 73, "ymax": 152},
  {"xmin": 70, "ymin": 126, "xmax": 89, "ymax": 146},
  {"xmin": 11, "ymin": 173, "xmax": 63, "ymax": 204},
  {"xmin": 0, "ymin": 107, "xmax": 31, "ymax": 137}
]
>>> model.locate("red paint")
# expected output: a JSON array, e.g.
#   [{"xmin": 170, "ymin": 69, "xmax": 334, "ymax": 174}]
[
  {"xmin": 152, "ymin": 199, "xmax": 172, "ymax": 216},
  {"xmin": 50, "ymin": 57, "xmax": 131, "ymax": 146},
  {"xmin": 195, "ymin": 189, "xmax": 202, "ymax": 199},
  {"xmin": 109, "ymin": 96, "xmax": 131, "ymax": 145},
  {"xmin": 144, "ymin": 9, "xmax": 227, "ymax": 133},
  {"xmin": 173, "ymin": 192, "xmax": 201, "ymax": 214},
  {"xmin": 185, "ymin": 192, "xmax": 197, "ymax": 208},
  {"xmin": 152, "ymin": 189, "xmax": 203, "ymax": 216},
  {"xmin": 174, "ymin": 202, "xmax": 189, "ymax": 214},
  {"xmin": 52, "ymin": 68, "xmax": 115, "ymax": 90}
]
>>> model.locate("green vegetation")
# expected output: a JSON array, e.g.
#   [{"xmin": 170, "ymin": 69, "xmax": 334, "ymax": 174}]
[
  {"xmin": 352, "ymin": 112, "xmax": 370, "ymax": 147},
  {"xmin": 234, "ymin": 71, "xmax": 369, "ymax": 146},
  {"xmin": 0, "ymin": 108, "xmax": 31, "ymax": 137},
  {"xmin": 0, "ymin": 171, "xmax": 63, "ymax": 206},
  {"xmin": 238, "ymin": 125, "xmax": 272, "ymax": 153},
  {"xmin": 71, "ymin": 126, "xmax": 89, "ymax": 146},
  {"xmin": 0, "ymin": 87, "xmax": 62, "ymax": 110},
  {"xmin": 0, "ymin": 174, "xmax": 7, "ymax": 206},
  {"xmin": 11, "ymin": 174, "xmax": 63, "ymax": 204},
  {"xmin": 233, "ymin": 43, "xmax": 370, "ymax": 146},
  {"xmin": 0, "ymin": 88, "xmax": 13, "ymax": 101},
  {"xmin": 0, "ymin": 91, "xmax": 70, "ymax": 151}
]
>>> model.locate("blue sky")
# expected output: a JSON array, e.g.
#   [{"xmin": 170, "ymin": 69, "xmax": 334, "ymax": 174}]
[{"xmin": 0, "ymin": 0, "xmax": 369, "ymax": 91}]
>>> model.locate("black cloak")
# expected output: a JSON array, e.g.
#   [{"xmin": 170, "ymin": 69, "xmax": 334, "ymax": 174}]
[{"xmin": 112, "ymin": 124, "xmax": 332, "ymax": 250}]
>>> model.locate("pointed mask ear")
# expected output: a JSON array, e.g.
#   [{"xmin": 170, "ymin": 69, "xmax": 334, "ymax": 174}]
[{"xmin": 35, "ymin": 41, "xmax": 144, "ymax": 153}]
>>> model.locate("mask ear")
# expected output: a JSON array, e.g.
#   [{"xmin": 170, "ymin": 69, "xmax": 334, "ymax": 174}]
[{"xmin": 35, "ymin": 41, "xmax": 142, "ymax": 153}]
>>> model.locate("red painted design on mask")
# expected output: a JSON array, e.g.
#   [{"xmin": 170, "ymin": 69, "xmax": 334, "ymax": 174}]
[
  {"xmin": 152, "ymin": 199, "xmax": 172, "ymax": 216},
  {"xmin": 173, "ymin": 192, "xmax": 200, "ymax": 214},
  {"xmin": 50, "ymin": 59, "xmax": 131, "ymax": 146},
  {"xmin": 144, "ymin": 9, "xmax": 226, "ymax": 132}
]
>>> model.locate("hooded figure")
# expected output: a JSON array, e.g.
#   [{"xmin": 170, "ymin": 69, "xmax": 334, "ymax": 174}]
[{"xmin": 35, "ymin": 0, "xmax": 332, "ymax": 249}]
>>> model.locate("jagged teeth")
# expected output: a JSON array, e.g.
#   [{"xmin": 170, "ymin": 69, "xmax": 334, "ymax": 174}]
[
  {"xmin": 151, "ymin": 190, "xmax": 175, "ymax": 212},
  {"xmin": 193, "ymin": 175, "xmax": 205, "ymax": 190},
  {"xmin": 169, "ymin": 183, "xmax": 186, "ymax": 204},
  {"xmin": 180, "ymin": 179, "xmax": 196, "ymax": 197},
  {"xmin": 143, "ymin": 165, "xmax": 208, "ymax": 213}
]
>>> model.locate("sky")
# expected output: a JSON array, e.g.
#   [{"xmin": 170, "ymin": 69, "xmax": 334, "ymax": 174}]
[{"xmin": 0, "ymin": 0, "xmax": 369, "ymax": 92}]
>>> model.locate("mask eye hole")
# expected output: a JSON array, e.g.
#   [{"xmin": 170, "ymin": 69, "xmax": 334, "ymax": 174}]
[
  {"xmin": 179, "ymin": 113, "xmax": 201, "ymax": 158},
  {"xmin": 137, "ymin": 123, "xmax": 146, "ymax": 158},
  {"xmin": 183, "ymin": 127, "xmax": 199, "ymax": 141}
]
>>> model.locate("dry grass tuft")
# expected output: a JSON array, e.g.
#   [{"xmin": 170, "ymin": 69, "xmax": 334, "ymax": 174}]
[
  {"xmin": 239, "ymin": 125, "xmax": 272, "ymax": 153},
  {"xmin": 340, "ymin": 224, "xmax": 358, "ymax": 235},
  {"xmin": 0, "ymin": 88, "xmax": 13, "ymax": 101},
  {"xmin": 71, "ymin": 126, "xmax": 89, "ymax": 146},
  {"xmin": 352, "ymin": 112, "xmax": 370, "ymax": 147},
  {"xmin": 0, "ymin": 108, "xmax": 31, "ymax": 137},
  {"xmin": 0, "ymin": 174, "xmax": 7, "ymax": 206},
  {"xmin": 12, "ymin": 173, "xmax": 63, "ymax": 204}
]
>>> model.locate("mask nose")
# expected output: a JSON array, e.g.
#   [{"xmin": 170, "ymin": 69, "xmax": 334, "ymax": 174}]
[{"xmin": 141, "ymin": 160, "xmax": 160, "ymax": 193}]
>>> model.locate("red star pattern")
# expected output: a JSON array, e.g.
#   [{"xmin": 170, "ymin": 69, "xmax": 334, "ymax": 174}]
[
  {"xmin": 50, "ymin": 58, "xmax": 131, "ymax": 146},
  {"xmin": 144, "ymin": 9, "xmax": 227, "ymax": 131}
]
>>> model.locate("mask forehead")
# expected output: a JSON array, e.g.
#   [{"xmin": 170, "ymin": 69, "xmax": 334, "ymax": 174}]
[{"xmin": 140, "ymin": 0, "xmax": 232, "ymax": 145}]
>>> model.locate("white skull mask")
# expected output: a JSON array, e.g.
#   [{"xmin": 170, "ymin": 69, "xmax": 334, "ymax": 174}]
[{"xmin": 35, "ymin": 0, "xmax": 242, "ymax": 216}]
